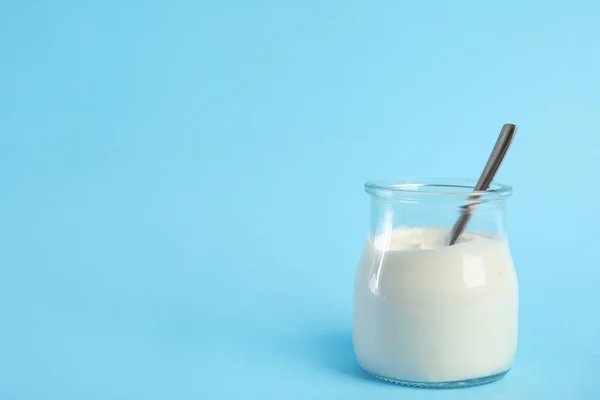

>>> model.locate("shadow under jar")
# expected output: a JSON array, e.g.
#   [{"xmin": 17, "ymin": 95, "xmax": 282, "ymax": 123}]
[{"xmin": 353, "ymin": 178, "xmax": 518, "ymax": 388}]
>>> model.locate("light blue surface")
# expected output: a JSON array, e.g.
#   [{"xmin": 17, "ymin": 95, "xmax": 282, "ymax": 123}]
[{"xmin": 1, "ymin": 1, "xmax": 599, "ymax": 398}]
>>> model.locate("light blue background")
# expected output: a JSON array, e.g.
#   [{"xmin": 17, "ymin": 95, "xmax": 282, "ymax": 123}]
[{"xmin": 1, "ymin": 1, "xmax": 599, "ymax": 399}]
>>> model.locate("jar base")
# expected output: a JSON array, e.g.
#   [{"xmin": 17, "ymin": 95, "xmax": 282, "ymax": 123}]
[{"xmin": 366, "ymin": 369, "xmax": 510, "ymax": 389}]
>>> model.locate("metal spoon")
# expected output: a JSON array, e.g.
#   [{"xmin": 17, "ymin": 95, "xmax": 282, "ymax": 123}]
[{"xmin": 447, "ymin": 123, "xmax": 517, "ymax": 246}]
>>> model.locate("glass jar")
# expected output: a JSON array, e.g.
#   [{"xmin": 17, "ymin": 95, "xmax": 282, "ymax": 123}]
[{"xmin": 353, "ymin": 178, "xmax": 518, "ymax": 388}]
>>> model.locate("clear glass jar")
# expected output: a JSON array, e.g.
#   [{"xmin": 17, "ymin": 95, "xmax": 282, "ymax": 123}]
[{"xmin": 353, "ymin": 178, "xmax": 518, "ymax": 388}]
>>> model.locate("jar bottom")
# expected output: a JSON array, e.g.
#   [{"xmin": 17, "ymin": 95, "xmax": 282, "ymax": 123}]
[{"xmin": 366, "ymin": 369, "xmax": 510, "ymax": 389}]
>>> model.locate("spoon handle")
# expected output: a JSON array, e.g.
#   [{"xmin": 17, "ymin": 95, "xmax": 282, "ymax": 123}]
[{"xmin": 448, "ymin": 123, "xmax": 518, "ymax": 246}]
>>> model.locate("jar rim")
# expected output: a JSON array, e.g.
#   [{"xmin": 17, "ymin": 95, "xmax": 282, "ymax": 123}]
[{"xmin": 364, "ymin": 177, "xmax": 512, "ymax": 202}]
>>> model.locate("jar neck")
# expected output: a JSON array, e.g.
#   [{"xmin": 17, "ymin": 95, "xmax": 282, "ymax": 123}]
[
  {"xmin": 368, "ymin": 195, "xmax": 508, "ymax": 240},
  {"xmin": 364, "ymin": 178, "xmax": 511, "ymax": 240}
]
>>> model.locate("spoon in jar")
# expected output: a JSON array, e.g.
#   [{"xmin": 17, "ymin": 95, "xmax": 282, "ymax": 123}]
[{"xmin": 447, "ymin": 123, "xmax": 517, "ymax": 246}]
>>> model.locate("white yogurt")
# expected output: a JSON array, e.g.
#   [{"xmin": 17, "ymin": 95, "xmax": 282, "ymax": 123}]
[{"xmin": 353, "ymin": 227, "xmax": 518, "ymax": 383}]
